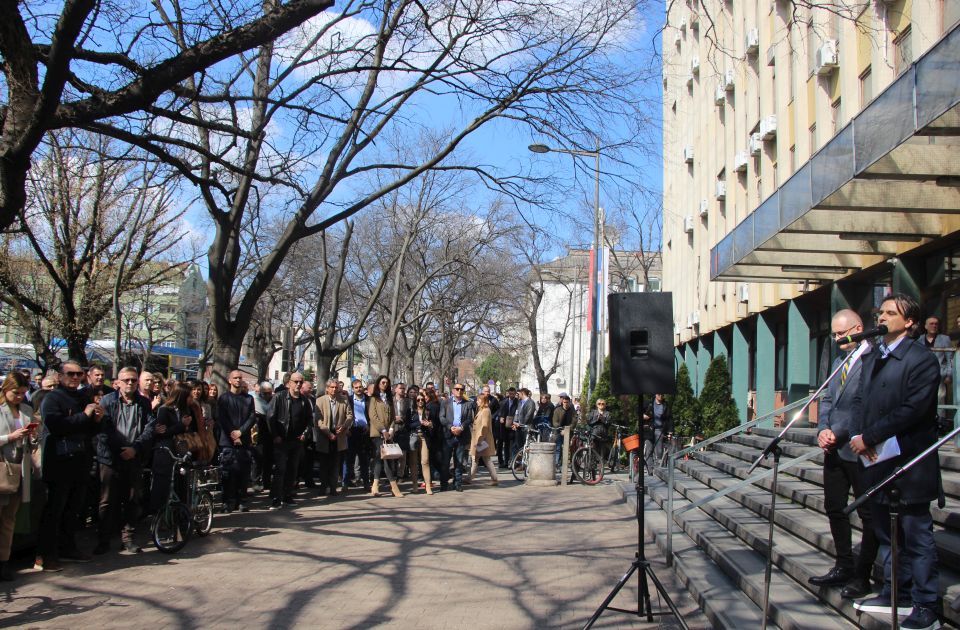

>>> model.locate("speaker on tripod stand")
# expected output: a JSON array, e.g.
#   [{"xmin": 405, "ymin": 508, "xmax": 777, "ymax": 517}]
[{"xmin": 582, "ymin": 292, "xmax": 687, "ymax": 630}]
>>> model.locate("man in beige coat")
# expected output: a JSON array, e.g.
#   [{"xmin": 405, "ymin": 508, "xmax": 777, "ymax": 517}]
[{"xmin": 314, "ymin": 379, "xmax": 354, "ymax": 497}]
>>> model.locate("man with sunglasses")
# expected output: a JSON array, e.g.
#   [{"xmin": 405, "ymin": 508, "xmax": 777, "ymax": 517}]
[
  {"xmin": 439, "ymin": 383, "xmax": 475, "ymax": 491},
  {"xmin": 37, "ymin": 361, "xmax": 105, "ymax": 571},
  {"xmin": 809, "ymin": 309, "xmax": 878, "ymax": 599},
  {"xmin": 94, "ymin": 367, "xmax": 156, "ymax": 554},
  {"xmin": 266, "ymin": 372, "xmax": 313, "ymax": 508}
]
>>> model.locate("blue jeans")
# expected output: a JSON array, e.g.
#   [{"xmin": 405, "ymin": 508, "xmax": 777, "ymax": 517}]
[
  {"xmin": 441, "ymin": 439, "xmax": 469, "ymax": 488},
  {"xmin": 872, "ymin": 500, "xmax": 939, "ymax": 606}
]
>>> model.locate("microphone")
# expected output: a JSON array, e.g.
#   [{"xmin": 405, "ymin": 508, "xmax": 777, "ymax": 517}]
[{"xmin": 836, "ymin": 325, "xmax": 887, "ymax": 346}]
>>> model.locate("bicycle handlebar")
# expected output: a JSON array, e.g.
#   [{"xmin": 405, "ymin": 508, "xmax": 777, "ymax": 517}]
[{"xmin": 157, "ymin": 445, "xmax": 194, "ymax": 464}]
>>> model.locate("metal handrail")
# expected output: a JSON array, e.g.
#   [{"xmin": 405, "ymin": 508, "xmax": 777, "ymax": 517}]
[{"xmin": 665, "ymin": 393, "xmax": 817, "ymax": 565}]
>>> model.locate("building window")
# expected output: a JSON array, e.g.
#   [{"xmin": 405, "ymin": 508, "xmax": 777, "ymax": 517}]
[
  {"xmin": 831, "ymin": 98, "xmax": 842, "ymax": 134},
  {"xmin": 859, "ymin": 67, "xmax": 873, "ymax": 106},
  {"xmin": 894, "ymin": 26, "xmax": 913, "ymax": 75},
  {"xmin": 649, "ymin": 277, "xmax": 662, "ymax": 292},
  {"xmin": 809, "ymin": 122, "xmax": 817, "ymax": 152}
]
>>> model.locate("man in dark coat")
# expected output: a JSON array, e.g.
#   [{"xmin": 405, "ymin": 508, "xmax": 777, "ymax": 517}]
[
  {"xmin": 439, "ymin": 383, "xmax": 475, "ymax": 491},
  {"xmin": 217, "ymin": 370, "xmax": 257, "ymax": 512},
  {"xmin": 809, "ymin": 309, "xmax": 878, "ymax": 598},
  {"xmin": 850, "ymin": 294, "xmax": 941, "ymax": 628},
  {"xmin": 37, "ymin": 361, "xmax": 105, "ymax": 571}
]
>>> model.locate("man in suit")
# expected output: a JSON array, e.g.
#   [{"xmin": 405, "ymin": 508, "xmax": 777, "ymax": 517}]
[
  {"xmin": 512, "ymin": 388, "xmax": 535, "ymax": 462},
  {"xmin": 497, "ymin": 388, "xmax": 519, "ymax": 468},
  {"xmin": 314, "ymin": 378, "xmax": 354, "ymax": 497},
  {"xmin": 808, "ymin": 309, "xmax": 878, "ymax": 599},
  {"xmin": 439, "ymin": 383, "xmax": 475, "ymax": 491},
  {"xmin": 850, "ymin": 294, "xmax": 942, "ymax": 629}
]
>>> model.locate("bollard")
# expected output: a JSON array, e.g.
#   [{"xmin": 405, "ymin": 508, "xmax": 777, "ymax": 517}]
[{"xmin": 526, "ymin": 442, "xmax": 558, "ymax": 486}]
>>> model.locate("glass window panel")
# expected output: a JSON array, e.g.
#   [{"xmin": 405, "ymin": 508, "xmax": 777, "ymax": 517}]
[
  {"xmin": 853, "ymin": 68, "xmax": 915, "ymax": 173},
  {"xmin": 916, "ymin": 24, "xmax": 960, "ymax": 129}
]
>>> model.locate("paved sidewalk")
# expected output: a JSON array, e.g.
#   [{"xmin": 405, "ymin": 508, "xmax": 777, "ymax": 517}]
[{"xmin": 0, "ymin": 475, "xmax": 710, "ymax": 629}]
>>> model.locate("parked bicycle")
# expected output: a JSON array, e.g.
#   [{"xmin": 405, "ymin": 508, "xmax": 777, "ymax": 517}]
[
  {"xmin": 152, "ymin": 446, "xmax": 216, "ymax": 553},
  {"xmin": 571, "ymin": 424, "xmax": 630, "ymax": 485}
]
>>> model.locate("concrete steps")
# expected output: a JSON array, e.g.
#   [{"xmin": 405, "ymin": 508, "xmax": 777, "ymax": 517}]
[{"xmin": 631, "ymin": 425, "xmax": 960, "ymax": 629}]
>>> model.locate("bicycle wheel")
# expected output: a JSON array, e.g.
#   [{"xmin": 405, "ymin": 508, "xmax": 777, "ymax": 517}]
[
  {"xmin": 510, "ymin": 449, "xmax": 527, "ymax": 481},
  {"xmin": 572, "ymin": 447, "xmax": 604, "ymax": 485},
  {"xmin": 194, "ymin": 491, "xmax": 214, "ymax": 536},
  {"xmin": 152, "ymin": 502, "xmax": 192, "ymax": 553}
]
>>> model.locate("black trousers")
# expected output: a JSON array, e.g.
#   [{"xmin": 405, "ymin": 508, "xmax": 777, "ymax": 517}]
[
  {"xmin": 496, "ymin": 423, "xmax": 513, "ymax": 466},
  {"xmin": 39, "ymin": 458, "xmax": 89, "ymax": 559},
  {"xmin": 98, "ymin": 461, "xmax": 143, "ymax": 546},
  {"xmin": 823, "ymin": 451, "xmax": 878, "ymax": 578},
  {"xmin": 271, "ymin": 440, "xmax": 303, "ymax": 502},
  {"xmin": 342, "ymin": 427, "xmax": 371, "ymax": 488},
  {"xmin": 220, "ymin": 447, "xmax": 252, "ymax": 508},
  {"xmin": 316, "ymin": 447, "xmax": 341, "ymax": 494}
]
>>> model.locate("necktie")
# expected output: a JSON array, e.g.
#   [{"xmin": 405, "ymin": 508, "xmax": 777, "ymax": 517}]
[{"xmin": 840, "ymin": 359, "xmax": 849, "ymax": 386}]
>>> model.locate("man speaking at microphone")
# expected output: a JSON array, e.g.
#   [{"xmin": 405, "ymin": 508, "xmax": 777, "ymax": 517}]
[
  {"xmin": 809, "ymin": 309, "xmax": 878, "ymax": 599},
  {"xmin": 850, "ymin": 294, "xmax": 942, "ymax": 630}
]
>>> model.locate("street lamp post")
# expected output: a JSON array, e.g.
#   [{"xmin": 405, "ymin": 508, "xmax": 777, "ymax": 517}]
[{"xmin": 529, "ymin": 138, "xmax": 602, "ymax": 402}]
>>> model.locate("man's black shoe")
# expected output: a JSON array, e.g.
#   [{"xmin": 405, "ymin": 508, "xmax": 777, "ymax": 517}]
[
  {"xmin": 902, "ymin": 605, "xmax": 941, "ymax": 630},
  {"xmin": 236, "ymin": 503, "xmax": 250, "ymax": 513},
  {"xmin": 454, "ymin": 485, "xmax": 463, "ymax": 492},
  {"xmin": 808, "ymin": 566, "xmax": 852, "ymax": 586},
  {"xmin": 283, "ymin": 498, "xmax": 297, "ymax": 506},
  {"xmin": 840, "ymin": 578, "xmax": 872, "ymax": 599},
  {"xmin": 269, "ymin": 500, "xmax": 282, "ymax": 510}
]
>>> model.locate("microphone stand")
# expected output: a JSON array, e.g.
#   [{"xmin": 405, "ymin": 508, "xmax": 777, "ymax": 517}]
[
  {"xmin": 747, "ymin": 342, "xmax": 867, "ymax": 630},
  {"xmin": 844, "ymin": 425, "xmax": 960, "ymax": 630}
]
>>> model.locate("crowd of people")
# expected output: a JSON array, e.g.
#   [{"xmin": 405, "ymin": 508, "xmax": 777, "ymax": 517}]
[{"xmin": 0, "ymin": 362, "xmax": 602, "ymax": 582}]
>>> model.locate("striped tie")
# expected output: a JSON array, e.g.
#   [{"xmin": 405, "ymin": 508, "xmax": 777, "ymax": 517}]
[{"xmin": 841, "ymin": 359, "xmax": 850, "ymax": 386}]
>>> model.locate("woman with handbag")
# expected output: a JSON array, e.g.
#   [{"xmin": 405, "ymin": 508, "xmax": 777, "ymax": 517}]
[
  {"xmin": 0, "ymin": 372, "xmax": 38, "ymax": 580},
  {"xmin": 469, "ymin": 394, "xmax": 498, "ymax": 485},
  {"xmin": 369, "ymin": 384, "xmax": 402, "ymax": 498},
  {"xmin": 407, "ymin": 394, "xmax": 433, "ymax": 495}
]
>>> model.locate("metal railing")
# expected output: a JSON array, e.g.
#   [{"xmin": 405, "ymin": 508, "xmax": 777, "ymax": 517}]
[{"xmin": 664, "ymin": 394, "xmax": 816, "ymax": 565}]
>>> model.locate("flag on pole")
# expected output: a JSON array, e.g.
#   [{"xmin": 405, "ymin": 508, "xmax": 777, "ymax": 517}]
[{"xmin": 587, "ymin": 248, "xmax": 596, "ymax": 332}]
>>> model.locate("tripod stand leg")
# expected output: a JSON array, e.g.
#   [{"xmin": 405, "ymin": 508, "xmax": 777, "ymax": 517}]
[{"xmin": 581, "ymin": 561, "xmax": 639, "ymax": 630}]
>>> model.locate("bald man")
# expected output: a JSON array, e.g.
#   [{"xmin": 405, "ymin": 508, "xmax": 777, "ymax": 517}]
[{"xmin": 809, "ymin": 309, "xmax": 878, "ymax": 599}]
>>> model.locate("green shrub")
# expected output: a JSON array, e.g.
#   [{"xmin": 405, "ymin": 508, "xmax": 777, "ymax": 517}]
[
  {"xmin": 698, "ymin": 355, "xmax": 739, "ymax": 437},
  {"xmin": 669, "ymin": 363, "xmax": 700, "ymax": 438}
]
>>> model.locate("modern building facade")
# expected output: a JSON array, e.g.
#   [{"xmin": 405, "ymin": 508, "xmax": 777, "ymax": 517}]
[
  {"xmin": 662, "ymin": 0, "xmax": 960, "ymax": 421},
  {"xmin": 518, "ymin": 248, "xmax": 662, "ymax": 397}
]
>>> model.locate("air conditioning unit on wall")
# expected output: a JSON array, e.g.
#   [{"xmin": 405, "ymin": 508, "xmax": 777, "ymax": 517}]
[
  {"xmin": 760, "ymin": 115, "xmax": 777, "ymax": 140},
  {"xmin": 749, "ymin": 132, "xmax": 763, "ymax": 156},
  {"xmin": 714, "ymin": 85, "xmax": 726, "ymax": 105},
  {"xmin": 737, "ymin": 284, "xmax": 750, "ymax": 303},
  {"xmin": 723, "ymin": 69, "xmax": 736, "ymax": 90},
  {"xmin": 734, "ymin": 151, "xmax": 750, "ymax": 172},
  {"xmin": 815, "ymin": 39, "xmax": 839, "ymax": 75},
  {"xmin": 683, "ymin": 145, "xmax": 695, "ymax": 163},
  {"xmin": 745, "ymin": 29, "xmax": 760, "ymax": 56},
  {"xmin": 715, "ymin": 180, "xmax": 727, "ymax": 200},
  {"xmin": 699, "ymin": 199, "xmax": 709, "ymax": 218},
  {"xmin": 683, "ymin": 215, "xmax": 694, "ymax": 233}
]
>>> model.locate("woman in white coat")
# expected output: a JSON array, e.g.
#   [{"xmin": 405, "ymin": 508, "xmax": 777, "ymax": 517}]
[{"xmin": 0, "ymin": 371, "xmax": 38, "ymax": 580}]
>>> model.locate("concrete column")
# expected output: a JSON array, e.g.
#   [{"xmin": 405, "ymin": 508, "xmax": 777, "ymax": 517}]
[
  {"xmin": 697, "ymin": 335, "xmax": 711, "ymax": 395},
  {"xmin": 756, "ymin": 312, "xmax": 776, "ymax": 426},
  {"xmin": 732, "ymin": 322, "xmax": 749, "ymax": 422},
  {"xmin": 675, "ymin": 347, "xmax": 683, "ymax": 372},
  {"xmin": 713, "ymin": 329, "xmax": 730, "ymax": 361},
  {"xmin": 786, "ymin": 300, "xmax": 811, "ymax": 405},
  {"xmin": 685, "ymin": 341, "xmax": 698, "ymax": 395},
  {"xmin": 892, "ymin": 258, "xmax": 923, "ymax": 300}
]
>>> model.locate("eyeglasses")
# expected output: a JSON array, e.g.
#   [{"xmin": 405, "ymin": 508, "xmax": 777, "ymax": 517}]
[
  {"xmin": 64, "ymin": 371, "xmax": 83, "ymax": 377},
  {"xmin": 832, "ymin": 325, "xmax": 858, "ymax": 340},
  {"xmin": 597, "ymin": 403, "xmax": 606, "ymax": 406},
  {"xmin": 290, "ymin": 379, "xmax": 304, "ymax": 384},
  {"xmin": 119, "ymin": 378, "xmax": 138, "ymax": 383},
  {"xmin": 453, "ymin": 386, "xmax": 463, "ymax": 391}
]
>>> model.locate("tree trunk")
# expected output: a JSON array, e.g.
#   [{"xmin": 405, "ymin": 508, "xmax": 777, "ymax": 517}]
[
  {"xmin": 209, "ymin": 337, "xmax": 242, "ymax": 390},
  {"xmin": 66, "ymin": 330, "xmax": 88, "ymax": 366}
]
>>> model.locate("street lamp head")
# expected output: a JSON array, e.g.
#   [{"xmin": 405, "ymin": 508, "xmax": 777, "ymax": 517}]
[{"xmin": 528, "ymin": 143, "xmax": 551, "ymax": 154}]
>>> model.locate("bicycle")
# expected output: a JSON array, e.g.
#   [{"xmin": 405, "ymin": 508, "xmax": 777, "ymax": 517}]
[
  {"xmin": 571, "ymin": 424, "xmax": 628, "ymax": 485},
  {"xmin": 152, "ymin": 447, "xmax": 215, "ymax": 553}
]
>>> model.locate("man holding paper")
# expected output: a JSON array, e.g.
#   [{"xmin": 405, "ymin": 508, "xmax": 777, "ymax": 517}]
[
  {"xmin": 850, "ymin": 294, "xmax": 942, "ymax": 630},
  {"xmin": 809, "ymin": 310, "xmax": 878, "ymax": 599}
]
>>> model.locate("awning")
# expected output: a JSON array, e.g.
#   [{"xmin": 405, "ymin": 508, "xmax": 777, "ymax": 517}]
[{"xmin": 711, "ymin": 23, "xmax": 960, "ymax": 282}]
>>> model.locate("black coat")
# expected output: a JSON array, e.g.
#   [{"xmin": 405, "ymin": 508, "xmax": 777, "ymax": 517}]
[
  {"xmin": 216, "ymin": 391, "xmax": 256, "ymax": 448},
  {"xmin": 40, "ymin": 386, "xmax": 99, "ymax": 481},
  {"xmin": 852, "ymin": 337, "xmax": 941, "ymax": 504}
]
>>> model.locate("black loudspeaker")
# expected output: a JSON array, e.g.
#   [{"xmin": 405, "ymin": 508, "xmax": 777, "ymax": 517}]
[{"xmin": 608, "ymin": 292, "xmax": 677, "ymax": 395}]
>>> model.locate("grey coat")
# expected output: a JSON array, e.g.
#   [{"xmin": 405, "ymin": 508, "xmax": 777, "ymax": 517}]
[{"xmin": 817, "ymin": 344, "xmax": 868, "ymax": 462}]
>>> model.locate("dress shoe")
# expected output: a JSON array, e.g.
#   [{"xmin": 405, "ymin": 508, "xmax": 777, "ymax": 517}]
[
  {"xmin": 808, "ymin": 566, "xmax": 852, "ymax": 587},
  {"xmin": 901, "ymin": 605, "xmax": 941, "ymax": 630},
  {"xmin": 119, "ymin": 544, "xmax": 143, "ymax": 555},
  {"xmin": 840, "ymin": 578, "xmax": 872, "ymax": 599}
]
